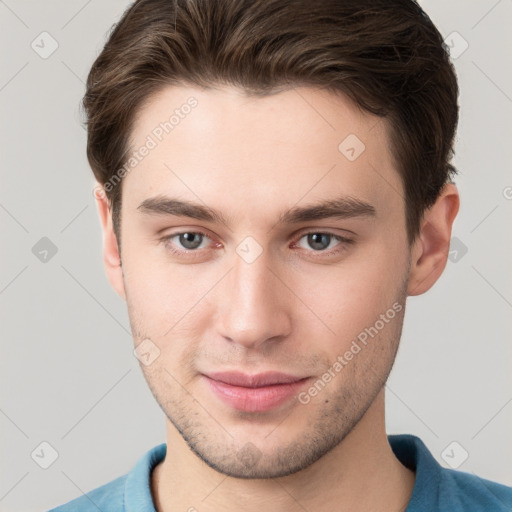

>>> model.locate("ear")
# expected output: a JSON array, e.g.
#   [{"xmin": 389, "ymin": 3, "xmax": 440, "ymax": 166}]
[
  {"xmin": 94, "ymin": 185, "xmax": 126, "ymax": 301},
  {"xmin": 407, "ymin": 183, "xmax": 460, "ymax": 296}
]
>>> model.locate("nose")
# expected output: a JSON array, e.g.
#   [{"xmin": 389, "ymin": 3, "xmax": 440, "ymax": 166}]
[{"xmin": 214, "ymin": 248, "xmax": 292, "ymax": 350}]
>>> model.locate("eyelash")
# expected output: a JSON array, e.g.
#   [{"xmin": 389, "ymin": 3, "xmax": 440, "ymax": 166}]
[
  {"xmin": 161, "ymin": 230, "xmax": 354, "ymax": 259},
  {"xmin": 162, "ymin": 230, "xmax": 216, "ymax": 259}
]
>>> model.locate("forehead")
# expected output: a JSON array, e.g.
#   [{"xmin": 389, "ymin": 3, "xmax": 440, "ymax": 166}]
[{"xmin": 123, "ymin": 84, "xmax": 403, "ymax": 224}]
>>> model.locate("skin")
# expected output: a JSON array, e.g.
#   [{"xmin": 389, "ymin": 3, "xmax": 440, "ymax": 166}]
[{"xmin": 95, "ymin": 85, "xmax": 459, "ymax": 511}]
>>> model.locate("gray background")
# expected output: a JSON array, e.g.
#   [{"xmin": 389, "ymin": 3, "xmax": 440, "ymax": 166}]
[{"xmin": 1, "ymin": 1, "xmax": 511, "ymax": 511}]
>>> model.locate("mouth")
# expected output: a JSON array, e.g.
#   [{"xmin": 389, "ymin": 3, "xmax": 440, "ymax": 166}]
[{"xmin": 201, "ymin": 371, "xmax": 311, "ymax": 413}]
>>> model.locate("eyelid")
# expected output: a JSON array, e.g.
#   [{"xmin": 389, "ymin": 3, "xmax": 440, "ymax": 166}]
[
  {"xmin": 291, "ymin": 230, "xmax": 354, "ymax": 255},
  {"xmin": 294, "ymin": 229, "xmax": 354, "ymax": 241},
  {"xmin": 161, "ymin": 228, "xmax": 354, "ymax": 257},
  {"xmin": 160, "ymin": 229, "xmax": 219, "ymax": 255}
]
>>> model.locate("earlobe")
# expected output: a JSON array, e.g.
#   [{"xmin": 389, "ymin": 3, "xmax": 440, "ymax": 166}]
[
  {"xmin": 407, "ymin": 183, "xmax": 460, "ymax": 296},
  {"xmin": 94, "ymin": 185, "xmax": 126, "ymax": 301}
]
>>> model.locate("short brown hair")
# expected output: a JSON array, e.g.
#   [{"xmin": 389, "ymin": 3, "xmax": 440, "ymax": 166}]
[{"xmin": 83, "ymin": 0, "xmax": 458, "ymax": 247}]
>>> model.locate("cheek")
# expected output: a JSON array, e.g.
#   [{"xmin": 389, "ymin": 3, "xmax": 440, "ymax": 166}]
[
  {"xmin": 122, "ymin": 244, "xmax": 204, "ymax": 326},
  {"xmin": 122, "ymin": 226, "xmax": 409, "ymax": 366},
  {"xmin": 294, "ymin": 249, "xmax": 405, "ymax": 327},
  {"xmin": 122, "ymin": 250, "xmax": 219, "ymax": 374}
]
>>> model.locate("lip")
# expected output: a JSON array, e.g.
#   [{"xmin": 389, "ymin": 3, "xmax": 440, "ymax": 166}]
[{"xmin": 202, "ymin": 371, "xmax": 310, "ymax": 412}]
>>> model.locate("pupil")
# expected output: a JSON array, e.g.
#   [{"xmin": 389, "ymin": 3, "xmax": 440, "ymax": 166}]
[
  {"xmin": 308, "ymin": 233, "xmax": 330, "ymax": 251},
  {"xmin": 180, "ymin": 232, "xmax": 202, "ymax": 249}
]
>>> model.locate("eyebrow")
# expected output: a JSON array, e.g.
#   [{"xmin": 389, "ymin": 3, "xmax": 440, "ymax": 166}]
[{"xmin": 137, "ymin": 194, "xmax": 376, "ymax": 226}]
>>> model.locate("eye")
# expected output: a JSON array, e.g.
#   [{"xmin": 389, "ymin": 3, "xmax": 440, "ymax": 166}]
[
  {"xmin": 294, "ymin": 232, "xmax": 353, "ymax": 254},
  {"xmin": 162, "ymin": 231, "xmax": 214, "ymax": 254},
  {"xmin": 160, "ymin": 229, "xmax": 353, "ymax": 260}
]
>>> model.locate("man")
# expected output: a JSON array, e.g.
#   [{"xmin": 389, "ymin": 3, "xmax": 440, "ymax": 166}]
[{"xmin": 50, "ymin": 0, "xmax": 512, "ymax": 510}]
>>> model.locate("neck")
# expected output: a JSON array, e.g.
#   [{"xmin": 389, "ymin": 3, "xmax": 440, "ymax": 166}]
[{"xmin": 151, "ymin": 390, "xmax": 415, "ymax": 512}]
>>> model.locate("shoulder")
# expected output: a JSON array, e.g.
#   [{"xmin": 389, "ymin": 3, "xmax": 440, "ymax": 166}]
[
  {"xmin": 388, "ymin": 434, "xmax": 512, "ymax": 511},
  {"xmin": 47, "ymin": 443, "xmax": 166, "ymax": 512},
  {"xmin": 47, "ymin": 474, "xmax": 127, "ymax": 512},
  {"xmin": 436, "ymin": 467, "xmax": 512, "ymax": 511}
]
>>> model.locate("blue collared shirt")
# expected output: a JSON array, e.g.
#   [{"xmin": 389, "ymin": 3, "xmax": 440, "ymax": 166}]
[{"xmin": 48, "ymin": 434, "xmax": 512, "ymax": 511}]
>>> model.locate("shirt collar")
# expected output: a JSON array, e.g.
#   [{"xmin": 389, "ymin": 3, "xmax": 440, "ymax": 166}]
[
  {"xmin": 124, "ymin": 443, "xmax": 166, "ymax": 512},
  {"xmin": 388, "ymin": 434, "xmax": 442, "ymax": 511}
]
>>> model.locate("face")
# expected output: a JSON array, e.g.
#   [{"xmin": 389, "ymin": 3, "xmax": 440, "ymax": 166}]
[{"xmin": 115, "ymin": 85, "xmax": 412, "ymax": 478}]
